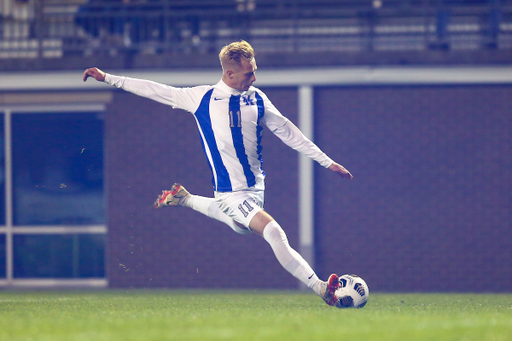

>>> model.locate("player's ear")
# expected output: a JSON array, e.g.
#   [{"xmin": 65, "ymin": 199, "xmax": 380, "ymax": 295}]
[{"xmin": 226, "ymin": 69, "xmax": 234, "ymax": 79}]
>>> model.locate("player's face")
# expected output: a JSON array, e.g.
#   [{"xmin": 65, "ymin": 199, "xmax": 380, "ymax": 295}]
[{"xmin": 231, "ymin": 58, "xmax": 257, "ymax": 92}]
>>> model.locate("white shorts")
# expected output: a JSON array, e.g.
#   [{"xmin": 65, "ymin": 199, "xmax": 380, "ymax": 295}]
[{"xmin": 214, "ymin": 182, "xmax": 264, "ymax": 228}]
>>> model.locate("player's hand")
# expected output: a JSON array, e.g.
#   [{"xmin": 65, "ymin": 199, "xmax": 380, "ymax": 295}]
[
  {"xmin": 329, "ymin": 162, "xmax": 353, "ymax": 180},
  {"xmin": 83, "ymin": 67, "xmax": 106, "ymax": 82}
]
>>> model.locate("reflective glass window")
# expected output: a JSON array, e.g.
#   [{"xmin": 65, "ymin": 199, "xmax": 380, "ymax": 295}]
[
  {"xmin": 12, "ymin": 112, "xmax": 104, "ymax": 225},
  {"xmin": 13, "ymin": 234, "xmax": 105, "ymax": 278}
]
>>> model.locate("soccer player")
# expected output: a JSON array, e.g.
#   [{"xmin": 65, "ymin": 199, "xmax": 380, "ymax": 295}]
[{"xmin": 83, "ymin": 40, "xmax": 353, "ymax": 308}]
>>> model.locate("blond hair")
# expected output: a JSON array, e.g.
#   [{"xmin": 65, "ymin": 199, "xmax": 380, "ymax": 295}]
[{"xmin": 219, "ymin": 40, "xmax": 255, "ymax": 71}]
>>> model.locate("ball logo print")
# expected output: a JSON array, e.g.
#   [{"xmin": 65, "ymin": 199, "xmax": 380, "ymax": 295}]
[
  {"xmin": 354, "ymin": 283, "xmax": 366, "ymax": 297},
  {"xmin": 339, "ymin": 295, "xmax": 354, "ymax": 308}
]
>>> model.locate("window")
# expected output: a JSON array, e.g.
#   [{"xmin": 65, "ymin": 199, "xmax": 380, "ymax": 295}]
[
  {"xmin": 1, "ymin": 106, "xmax": 106, "ymax": 287},
  {"xmin": 12, "ymin": 112, "xmax": 104, "ymax": 225},
  {"xmin": 13, "ymin": 234, "xmax": 105, "ymax": 278}
]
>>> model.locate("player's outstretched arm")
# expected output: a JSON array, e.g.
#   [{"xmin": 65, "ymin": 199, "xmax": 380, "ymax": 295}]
[
  {"xmin": 83, "ymin": 67, "xmax": 106, "ymax": 82},
  {"xmin": 329, "ymin": 162, "xmax": 353, "ymax": 180}
]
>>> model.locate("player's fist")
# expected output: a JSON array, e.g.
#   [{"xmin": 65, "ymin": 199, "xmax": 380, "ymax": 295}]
[{"xmin": 83, "ymin": 67, "xmax": 106, "ymax": 82}]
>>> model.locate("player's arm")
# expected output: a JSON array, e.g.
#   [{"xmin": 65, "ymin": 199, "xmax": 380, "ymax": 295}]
[
  {"xmin": 81, "ymin": 67, "xmax": 206, "ymax": 112},
  {"xmin": 83, "ymin": 67, "xmax": 177, "ymax": 107},
  {"xmin": 272, "ymin": 120, "xmax": 353, "ymax": 180},
  {"xmin": 260, "ymin": 92, "xmax": 353, "ymax": 180}
]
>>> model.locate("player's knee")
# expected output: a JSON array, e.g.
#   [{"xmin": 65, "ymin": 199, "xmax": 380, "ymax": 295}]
[{"xmin": 262, "ymin": 221, "xmax": 289, "ymax": 246}]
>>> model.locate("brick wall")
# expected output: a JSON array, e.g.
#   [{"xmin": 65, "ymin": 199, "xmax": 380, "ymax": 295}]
[
  {"xmin": 315, "ymin": 85, "xmax": 512, "ymax": 292},
  {"xmin": 106, "ymin": 84, "xmax": 512, "ymax": 292}
]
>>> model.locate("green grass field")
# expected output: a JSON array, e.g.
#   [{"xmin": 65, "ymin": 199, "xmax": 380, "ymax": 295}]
[{"xmin": 1, "ymin": 291, "xmax": 511, "ymax": 341}]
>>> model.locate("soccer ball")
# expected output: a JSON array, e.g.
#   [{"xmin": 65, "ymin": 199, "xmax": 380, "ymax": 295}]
[{"xmin": 335, "ymin": 274, "xmax": 369, "ymax": 308}]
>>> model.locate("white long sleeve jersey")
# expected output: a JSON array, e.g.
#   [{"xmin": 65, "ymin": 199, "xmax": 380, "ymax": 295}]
[{"xmin": 105, "ymin": 74, "xmax": 333, "ymax": 192}]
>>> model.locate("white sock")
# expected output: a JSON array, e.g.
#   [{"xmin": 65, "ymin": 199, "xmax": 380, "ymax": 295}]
[
  {"xmin": 262, "ymin": 221, "xmax": 323, "ymax": 295},
  {"xmin": 186, "ymin": 195, "xmax": 251, "ymax": 235}
]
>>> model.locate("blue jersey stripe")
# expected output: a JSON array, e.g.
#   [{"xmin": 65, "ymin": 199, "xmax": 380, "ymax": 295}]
[
  {"xmin": 195, "ymin": 89, "xmax": 232, "ymax": 191},
  {"xmin": 229, "ymin": 95, "xmax": 256, "ymax": 188},
  {"xmin": 255, "ymin": 92, "xmax": 265, "ymax": 177}
]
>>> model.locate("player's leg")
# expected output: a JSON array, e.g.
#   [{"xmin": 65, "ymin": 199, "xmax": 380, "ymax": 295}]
[
  {"xmin": 154, "ymin": 183, "xmax": 250, "ymax": 235},
  {"xmin": 213, "ymin": 189, "xmax": 338, "ymax": 304},
  {"xmin": 250, "ymin": 211, "xmax": 324, "ymax": 293},
  {"xmin": 156, "ymin": 184, "xmax": 339, "ymax": 306},
  {"xmin": 250, "ymin": 211, "xmax": 340, "ymax": 305}
]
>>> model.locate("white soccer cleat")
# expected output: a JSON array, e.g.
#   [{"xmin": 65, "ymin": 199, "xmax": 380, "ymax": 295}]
[
  {"xmin": 320, "ymin": 273, "xmax": 340, "ymax": 307},
  {"xmin": 154, "ymin": 183, "xmax": 191, "ymax": 208}
]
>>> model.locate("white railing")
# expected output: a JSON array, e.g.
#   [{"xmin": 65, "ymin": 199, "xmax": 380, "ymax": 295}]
[{"xmin": 1, "ymin": 0, "xmax": 511, "ymax": 60}]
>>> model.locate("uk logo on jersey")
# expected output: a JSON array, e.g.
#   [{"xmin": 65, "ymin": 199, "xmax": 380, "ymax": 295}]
[{"xmin": 242, "ymin": 96, "xmax": 254, "ymax": 106}]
